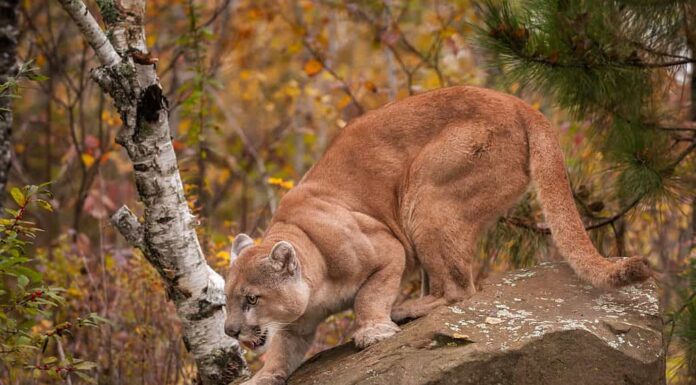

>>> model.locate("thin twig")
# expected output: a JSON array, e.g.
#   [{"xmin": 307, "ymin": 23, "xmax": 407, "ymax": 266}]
[
  {"xmin": 504, "ymin": 195, "xmax": 643, "ymax": 234},
  {"xmin": 277, "ymin": 11, "xmax": 365, "ymax": 114},
  {"xmin": 55, "ymin": 338, "xmax": 73, "ymax": 385}
]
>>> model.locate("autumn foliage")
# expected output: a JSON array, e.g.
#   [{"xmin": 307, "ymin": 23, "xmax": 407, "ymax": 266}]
[{"xmin": 1, "ymin": 0, "xmax": 694, "ymax": 384}]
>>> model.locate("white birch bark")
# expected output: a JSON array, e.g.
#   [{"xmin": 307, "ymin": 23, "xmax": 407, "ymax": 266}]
[{"xmin": 57, "ymin": 1, "xmax": 247, "ymax": 384}]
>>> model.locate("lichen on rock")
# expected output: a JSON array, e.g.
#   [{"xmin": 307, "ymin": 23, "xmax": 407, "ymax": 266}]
[{"xmin": 288, "ymin": 262, "xmax": 664, "ymax": 385}]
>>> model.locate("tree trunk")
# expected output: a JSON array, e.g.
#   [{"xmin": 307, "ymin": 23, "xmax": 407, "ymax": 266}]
[
  {"xmin": 56, "ymin": 1, "xmax": 247, "ymax": 384},
  {"xmin": 0, "ymin": 0, "xmax": 20, "ymax": 206}
]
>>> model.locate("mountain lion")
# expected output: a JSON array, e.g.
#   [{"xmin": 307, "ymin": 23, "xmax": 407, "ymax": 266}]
[{"xmin": 224, "ymin": 86, "xmax": 651, "ymax": 385}]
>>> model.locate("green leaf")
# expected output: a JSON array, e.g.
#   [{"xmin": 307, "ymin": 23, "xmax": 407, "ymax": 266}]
[
  {"xmin": 35, "ymin": 199, "xmax": 53, "ymax": 212},
  {"xmin": 74, "ymin": 371, "xmax": 97, "ymax": 384},
  {"xmin": 73, "ymin": 360, "xmax": 98, "ymax": 370},
  {"xmin": 10, "ymin": 187, "xmax": 25, "ymax": 207},
  {"xmin": 17, "ymin": 274, "xmax": 29, "ymax": 288},
  {"xmin": 42, "ymin": 356, "xmax": 58, "ymax": 364},
  {"xmin": 25, "ymin": 73, "xmax": 49, "ymax": 82},
  {"xmin": 11, "ymin": 266, "xmax": 41, "ymax": 282}
]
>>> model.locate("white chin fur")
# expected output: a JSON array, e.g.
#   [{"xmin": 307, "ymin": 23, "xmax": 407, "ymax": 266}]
[
  {"xmin": 256, "ymin": 325, "xmax": 278, "ymax": 353},
  {"xmin": 251, "ymin": 326, "xmax": 274, "ymax": 354}
]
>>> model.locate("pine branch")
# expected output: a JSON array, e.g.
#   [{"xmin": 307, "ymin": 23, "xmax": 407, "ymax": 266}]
[
  {"xmin": 503, "ymin": 195, "xmax": 643, "ymax": 235},
  {"xmin": 666, "ymin": 141, "xmax": 696, "ymax": 172},
  {"xmin": 500, "ymin": 43, "xmax": 694, "ymax": 70},
  {"xmin": 630, "ymin": 40, "xmax": 694, "ymax": 61},
  {"xmin": 660, "ymin": 127, "xmax": 696, "ymax": 132}
]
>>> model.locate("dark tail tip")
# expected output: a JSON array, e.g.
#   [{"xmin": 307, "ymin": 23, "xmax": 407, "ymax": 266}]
[{"xmin": 608, "ymin": 256, "xmax": 652, "ymax": 288}]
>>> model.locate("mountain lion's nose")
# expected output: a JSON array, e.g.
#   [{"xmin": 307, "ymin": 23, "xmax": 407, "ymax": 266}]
[{"xmin": 224, "ymin": 323, "xmax": 240, "ymax": 338}]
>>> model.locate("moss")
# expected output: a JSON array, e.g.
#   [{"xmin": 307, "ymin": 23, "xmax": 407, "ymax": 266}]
[
  {"xmin": 208, "ymin": 347, "xmax": 248, "ymax": 383},
  {"xmin": 96, "ymin": 0, "xmax": 120, "ymax": 24}
]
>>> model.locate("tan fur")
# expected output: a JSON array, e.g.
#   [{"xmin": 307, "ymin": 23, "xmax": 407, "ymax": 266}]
[{"xmin": 224, "ymin": 86, "xmax": 651, "ymax": 385}]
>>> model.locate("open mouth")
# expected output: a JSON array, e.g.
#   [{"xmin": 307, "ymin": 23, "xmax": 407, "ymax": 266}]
[{"xmin": 241, "ymin": 327, "xmax": 268, "ymax": 350}]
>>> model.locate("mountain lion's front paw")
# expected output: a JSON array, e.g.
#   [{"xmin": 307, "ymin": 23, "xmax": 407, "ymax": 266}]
[{"xmin": 352, "ymin": 321, "xmax": 400, "ymax": 349}]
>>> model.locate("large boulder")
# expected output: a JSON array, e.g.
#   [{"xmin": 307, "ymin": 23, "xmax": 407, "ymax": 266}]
[{"xmin": 289, "ymin": 262, "xmax": 664, "ymax": 385}]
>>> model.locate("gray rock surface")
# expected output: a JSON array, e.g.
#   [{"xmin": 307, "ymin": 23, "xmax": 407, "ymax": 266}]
[{"xmin": 288, "ymin": 262, "xmax": 664, "ymax": 385}]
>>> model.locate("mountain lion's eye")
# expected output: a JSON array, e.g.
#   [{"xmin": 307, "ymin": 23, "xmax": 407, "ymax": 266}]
[{"xmin": 245, "ymin": 295, "xmax": 258, "ymax": 305}]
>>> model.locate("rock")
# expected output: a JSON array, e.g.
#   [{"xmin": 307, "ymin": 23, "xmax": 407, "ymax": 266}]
[{"xmin": 288, "ymin": 262, "xmax": 664, "ymax": 385}]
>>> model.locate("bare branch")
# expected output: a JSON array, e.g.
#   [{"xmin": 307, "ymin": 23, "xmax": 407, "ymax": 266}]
[
  {"xmin": 110, "ymin": 205, "xmax": 145, "ymax": 251},
  {"xmin": 55, "ymin": 0, "xmax": 120, "ymax": 67},
  {"xmin": 278, "ymin": 12, "xmax": 365, "ymax": 115}
]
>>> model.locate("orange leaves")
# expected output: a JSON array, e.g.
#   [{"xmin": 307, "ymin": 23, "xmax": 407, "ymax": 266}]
[
  {"xmin": 101, "ymin": 110, "xmax": 120, "ymax": 126},
  {"xmin": 303, "ymin": 59, "xmax": 323, "ymax": 77},
  {"xmin": 363, "ymin": 80, "xmax": 378, "ymax": 93}
]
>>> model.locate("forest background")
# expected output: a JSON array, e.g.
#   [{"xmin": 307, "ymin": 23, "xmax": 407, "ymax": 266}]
[{"xmin": 0, "ymin": 0, "xmax": 694, "ymax": 384}]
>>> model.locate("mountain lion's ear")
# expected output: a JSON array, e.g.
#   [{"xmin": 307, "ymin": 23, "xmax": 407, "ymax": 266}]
[
  {"xmin": 230, "ymin": 233, "xmax": 253, "ymax": 266},
  {"xmin": 269, "ymin": 241, "xmax": 298, "ymax": 276}
]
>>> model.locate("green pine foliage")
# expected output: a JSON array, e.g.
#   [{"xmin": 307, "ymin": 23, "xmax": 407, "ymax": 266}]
[
  {"xmin": 475, "ymin": 0, "xmax": 692, "ymax": 202},
  {"xmin": 475, "ymin": 0, "xmax": 695, "ymax": 381},
  {"xmin": 476, "ymin": 0, "xmax": 686, "ymax": 116}
]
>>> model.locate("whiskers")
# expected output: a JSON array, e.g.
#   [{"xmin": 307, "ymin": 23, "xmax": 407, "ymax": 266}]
[{"xmin": 265, "ymin": 321, "xmax": 293, "ymax": 334}]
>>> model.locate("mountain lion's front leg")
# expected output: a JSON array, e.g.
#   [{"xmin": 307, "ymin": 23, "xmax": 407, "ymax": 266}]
[
  {"xmin": 241, "ymin": 329, "xmax": 314, "ymax": 385},
  {"xmin": 352, "ymin": 238, "xmax": 405, "ymax": 349}
]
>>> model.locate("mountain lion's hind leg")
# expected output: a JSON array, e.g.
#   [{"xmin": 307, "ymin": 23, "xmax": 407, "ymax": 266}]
[
  {"xmin": 391, "ymin": 217, "xmax": 479, "ymax": 322},
  {"xmin": 352, "ymin": 237, "xmax": 405, "ymax": 349}
]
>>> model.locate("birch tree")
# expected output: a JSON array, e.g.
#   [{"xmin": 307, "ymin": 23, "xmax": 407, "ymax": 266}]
[{"xmin": 56, "ymin": 1, "xmax": 247, "ymax": 384}]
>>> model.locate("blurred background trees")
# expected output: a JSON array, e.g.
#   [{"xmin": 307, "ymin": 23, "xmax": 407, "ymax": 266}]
[{"xmin": 0, "ymin": 0, "xmax": 693, "ymax": 384}]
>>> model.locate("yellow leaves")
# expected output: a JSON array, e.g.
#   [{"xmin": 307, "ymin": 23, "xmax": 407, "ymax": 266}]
[
  {"xmin": 287, "ymin": 41, "xmax": 303, "ymax": 55},
  {"xmin": 423, "ymin": 71, "xmax": 441, "ymax": 89},
  {"xmin": 531, "ymin": 102, "xmax": 541, "ymax": 110},
  {"xmin": 215, "ymin": 250, "xmax": 231, "ymax": 268},
  {"xmin": 440, "ymin": 27, "xmax": 457, "ymax": 39},
  {"xmin": 277, "ymin": 80, "xmax": 302, "ymax": 99},
  {"xmin": 303, "ymin": 59, "xmax": 323, "ymax": 77},
  {"xmin": 81, "ymin": 153, "xmax": 95, "ymax": 168},
  {"xmin": 267, "ymin": 177, "xmax": 294, "ymax": 190},
  {"xmin": 146, "ymin": 34, "xmax": 157, "ymax": 47},
  {"xmin": 66, "ymin": 287, "xmax": 83, "ymax": 299}
]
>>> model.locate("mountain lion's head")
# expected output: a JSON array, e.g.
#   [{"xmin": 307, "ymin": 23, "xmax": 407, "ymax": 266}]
[{"xmin": 223, "ymin": 234, "xmax": 310, "ymax": 351}]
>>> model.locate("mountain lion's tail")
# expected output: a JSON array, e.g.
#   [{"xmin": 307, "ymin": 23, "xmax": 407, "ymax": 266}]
[{"xmin": 526, "ymin": 112, "xmax": 651, "ymax": 289}]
